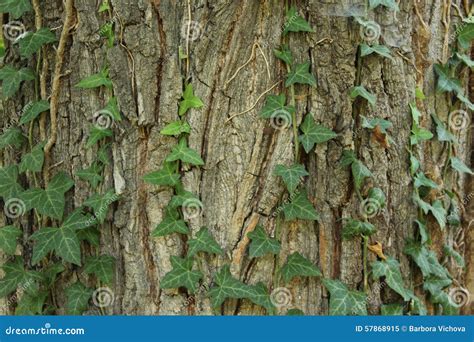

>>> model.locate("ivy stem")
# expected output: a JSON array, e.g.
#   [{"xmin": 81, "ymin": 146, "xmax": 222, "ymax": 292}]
[
  {"xmin": 286, "ymin": 63, "xmax": 299, "ymax": 160},
  {"xmin": 362, "ymin": 235, "xmax": 369, "ymax": 292}
]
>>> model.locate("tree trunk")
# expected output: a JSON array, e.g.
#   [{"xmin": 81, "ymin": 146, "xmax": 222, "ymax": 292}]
[{"xmin": 0, "ymin": 0, "xmax": 472, "ymax": 315}]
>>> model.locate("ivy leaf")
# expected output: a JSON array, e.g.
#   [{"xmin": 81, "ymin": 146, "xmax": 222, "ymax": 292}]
[
  {"xmin": 29, "ymin": 227, "xmax": 58, "ymax": 265},
  {"xmin": 456, "ymin": 53, "xmax": 474, "ymax": 68},
  {"xmin": 19, "ymin": 100, "xmax": 50, "ymax": 125},
  {"xmin": 19, "ymin": 142, "xmax": 45, "ymax": 173},
  {"xmin": 404, "ymin": 239, "xmax": 451, "ymax": 280},
  {"xmin": 75, "ymin": 69, "xmax": 112, "ymax": 89},
  {"xmin": 342, "ymin": 219, "xmax": 376, "ymax": 239},
  {"xmin": 54, "ymin": 227, "xmax": 81, "ymax": 265},
  {"xmin": 160, "ymin": 120, "xmax": 191, "ymax": 136},
  {"xmin": 0, "ymin": 225, "xmax": 22, "ymax": 255},
  {"xmin": 350, "ymin": 86, "xmax": 376, "ymax": 106},
  {"xmin": 351, "ymin": 160, "xmax": 372, "ymax": 191},
  {"xmin": 259, "ymin": 94, "xmax": 294, "ymax": 119},
  {"xmin": 340, "ymin": 150, "xmax": 357, "ymax": 167},
  {"xmin": 430, "ymin": 200, "xmax": 447, "ymax": 229},
  {"xmin": 76, "ymin": 161, "xmax": 104, "ymax": 188},
  {"xmin": 84, "ymin": 189, "xmax": 118, "ymax": 224},
  {"xmin": 415, "ymin": 219, "xmax": 429, "ymax": 245},
  {"xmin": 282, "ymin": 189, "xmax": 319, "ymax": 221},
  {"xmin": 434, "ymin": 64, "xmax": 462, "ymax": 93},
  {"xmin": 179, "ymin": 83, "xmax": 204, "ymax": 116},
  {"xmin": 77, "ymin": 227, "xmax": 100, "ymax": 247},
  {"xmin": 247, "ymin": 282, "xmax": 275, "ymax": 314},
  {"xmin": 298, "ymin": 114, "xmax": 337, "ymax": 153},
  {"xmin": 208, "ymin": 265, "xmax": 256, "ymax": 307},
  {"xmin": 86, "ymin": 126, "xmax": 113, "ymax": 148},
  {"xmin": 0, "ymin": 66, "xmax": 35, "ymax": 98},
  {"xmin": 0, "ymin": 0, "xmax": 32, "ymax": 19},
  {"xmin": 281, "ymin": 252, "xmax": 321, "ymax": 283},
  {"xmin": 18, "ymin": 28, "xmax": 56, "ymax": 58},
  {"xmin": 283, "ymin": 6, "xmax": 314, "ymax": 35},
  {"xmin": 165, "ymin": 138, "xmax": 204, "ymax": 166},
  {"xmin": 160, "ymin": 256, "xmax": 203, "ymax": 293},
  {"xmin": 169, "ymin": 189, "xmax": 199, "ymax": 208},
  {"xmin": 274, "ymin": 164, "xmax": 308, "ymax": 193},
  {"xmin": 0, "ymin": 127, "xmax": 26, "ymax": 150},
  {"xmin": 0, "ymin": 165, "xmax": 24, "ymax": 200},
  {"xmin": 430, "ymin": 291, "xmax": 459, "ymax": 315},
  {"xmin": 431, "ymin": 114, "xmax": 456, "ymax": 142},
  {"xmin": 456, "ymin": 92, "xmax": 474, "ymax": 111},
  {"xmin": 409, "ymin": 102, "xmax": 421, "ymax": 125},
  {"xmin": 381, "ymin": 304, "xmax": 403, "ymax": 315},
  {"xmin": 322, "ymin": 279, "xmax": 367, "ymax": 315},
  {"xmin": 187, "ymin": 227, "xmax": 223, "ymax": 257},
  {"xmin": 423, "ymin": 276, "xmax": 452, "ymax": 296},
  {"xmin": 274, "ymin": 45, "xmax": 293, "ymax": 65},
  {"xmin": 414, "ymin": 172, "xmax": 438, "ymax": 189},
  {"xmin": 450, "ymin": 157, "xmax": 473, "ymax": 175},
  {"xmin": 285, "ymin": 62, "xmax": 316, "ymax": 87},
  {"xmin": 84, "ymin": 255, "xmax": 116, "ymax": 284},
  {"xmin": 287, "ymin": 308, "xmax": 305, "ymax": 315},
  {"xmin": 457, "ymin": 23, "xmax": 474, "ymax": 49},
  {"xmin": 0, "ymin": 257, "xmax": 41, "ymax": 297},
  {"xmin": 152, "ymin": 216, "xmax": 189, "ymax": 237},
  {"xmin": 361, "ymin": 115, "xmax": 392, "ymax": 133},
  {"xmin": 16, "ymin": 290, "xmax": 48, "ymax": 315},
  {"xmin": 371, "ymin": 257, "xmax": 412, "ymax": 301},
  {"xmin": 410, "ymin": 123, "xmax": 433, "ymax": 145},
  {"xmin": 247, "ymin": 225, "xmax": 281, "ymax": 258},
  {"xmin": 443, "ymin": 245, "xmax": 465, "ymax": 268},
  {"xmin": 143, "ymin": 162, "xmax": 180, "ymax": 186},
  {"xmin": 61, "ymin": 209, "xmax": 95, "ymax": 230},
  {"xmin": 369, "ymin": 0, "xmax": 399, "ymax": 11},
  {"xmin": 97, "ymin": 143, "xmax": 111, "ymax": 165},
  {"xmin": 65, "ymin": 282, "xmax": 93, "ymax": 315},
  {"xmin": 103, "ymin": 96, "xmax": 121, "ymax": 121},
  {"xmin": 360, "ymin": 43, "xmax": 393, "ymax": 59}
]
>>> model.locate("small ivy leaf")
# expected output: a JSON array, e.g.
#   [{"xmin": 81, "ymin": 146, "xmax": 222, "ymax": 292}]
[
  {"xmin": 298, "ymin": 114, "xmax": 337, "ymax": 153},
  {"xmin": 104, "ymin": 96, "xmax": 121, "ymax": 121},
  {"xmin": 342, "ymin": 219, "xmax": 376, "ymax": 239},
  {"xmin": 19, "ymin": 142, "xmax": 45, "ymax": 173},
  {"xmin": 84, "ymin": 189, "xmax": 118, "ymax": 224},
  {"xmin": 97, "ymin": 143, "xmax": 111, "ymax": 165},
  {"xmin": 160, "ymin": 256, "xmax": 203, "ymax": 293},
  {"xmin": 84, "ymin": 255, "xmax": 116, "ymax": 284},
  {"xmin": 322, "ymin": 279, "xmax": 367, "ymax": 315},
  {"xmin": 259, "ymin": 94, "xmax": 295, "ymax": 119},
  {"xmin": 76, "ymin": 161, "xmax": 104, "ymax": 188},
  {"xmin": 361, "ymin": 115, "xmax": 392, "ymax": 133},
  {"xmin": 282, "ymin": 189, "xmax": 319, "ymax": 221},
  {"xmin": 15, "ymin": 290, "xmax": 48, "ymax": 315},
  {"xmin": 247, "ymin": 282, "xmax": 275, "ymax": 314},
  {"xmin": 77, "ymin": 227, "xmax": 100, "ymax": 247},
  {"xmin": 410, "ymin": 123, "xmax": 433, "ymax": 145},
  {"xmin": 280, "ymin": 252, "xmax": 321, "ymax": 283},
  {"xmin": 99, "ymin": 22, "xmax": 115, "ymax": 48},
  {"xmin": 187, "ymin": 226, "xmax": 223, "ymax": 257},
  {"xmin": 423, "ymin": 276, "xmax": 452, "ymax": 296},
  {"xmin": 369, "ymin": 0, "xmax": 399, "ymax": 11},
  {"xmin": 0, "ymin": 0, "xmax": 32, "ymax": 19},
  {"xmin": 0, "ymin": 225, "xmax": 22, "ymax": 255},
  {"xmin": 360, "ymin": 43, "xmax": 393, "ymax": 59},
  {"xmin": 169, "ymin": 189, "xmax": 199, "ymax": 208},
  {"xmin": 75, "ymin": 69, "xmax": 113, "ymax": 89},
  {"xmin": 160, "ymin": 120, "xmax": 191, "ymax": 136},
  {"xmin": 54, "ymin": 227, "xmax": 82, "ymax": 265},
  {"xmin": 415, "ymin": 219, "xmax": 429, "ymax": 245},
  {"xmin": 371, "ymin": 257, "xmax": 413, "ymax": 301},
  {"xmin": 431, "ymin": 113, "xmax": 457, "ymax": 142},
  {"xmin": 99, "ymin": 0, "xmax": 110, "ymax": 12},
  {"xmin": 29, "ymin": 227, "xmax": 57, "ymax": 265},
  {"xmin": 283, "ymin": 6, "xmax": 314, "ymax": 35},
  {"xmin": 18, "ymin": 28, "xmax": 56, "ymax": 58},
  {"xmin": 153, "ymin": 216, "xmax": 189, "ymax": 237},
  {"xmin": 86, "ymin": 126, "xmax": 113, "ymax": 148},
  {"xmin": 414, "ymin": 172, "xmax": 438, "ymax": 189},
  {"xmin": 165, "ymin": 138, "xmax": 204, "ymax": 166},
  {"xmin": 409, "ymin": 152, "xmax": 420, "ymax": 176},
  {"xmin": 143, "ymin": 161, "xmax": 181, "ymax": 187},
  {"xmin": 430, "ymin": 291, "xmax": 459, "ymax": 315},
  {"xmin": 208, "ymin": 265, "xmax": 256, "ymax": 307},
  {"xmin": 434, "ymin": 64, "xmax": 462, "ymax": 93},
  {"xmin": 340, "ymin": 150, "xmax": 357, "ymax": 167},
  {"xmin": 273, "ymin": 45, "xmax": 293, "ymax": 65},
  {"xmin": 457, "ymin": 22, "xmax": 474, "ymax": 49},
  {"xmin": 456, "ymin": 92, "xmax": 474, "ymax": 111},
  {"xmin": 274, "ymin": 164, "xmax": 308, "ymax": 194},
  {"xmin": 350, "ymin": 86, "xmax": 376, "ymax": 106},
  {"xmin": 287, "ymin": 308, "xmax": 305, "ymax": 315},
  {"xmin": 0, "ymin": 165, "xmax": 24, "ymax": 200},
  {"xmin": 0, "ymin": 257, "xmax": 41, "ymax": 297},
  {"xmin": 381, "ymin": 304, "xmax": 403, "ymax": 315},
  {"xmin": 430, "ymin": 200, "xmax": 447, "ymax": 229},
  {"xmin": 450, "ymin": 157, "xmax": 473, "ymax": 175},
  {"xmin": 285, "ymin": 62, "xmax": 316, "ymax": 87},
  {"xmin": 48, "ymin": 171, "xmax": 75, "ymax": 193},
  {"xmin": 443, "ymin": 245, "xmax": 465, "ymax": 268},
  {"xmin": 415, "ymin": 87, "xmax": 426, "ymax": 100},
  {"xmin": 0, "ymin": 65, "xmax": 35, "ymax": 98},
  {"xmin": 0, "ymin": 127, "xmax": 26, "ymax": 150},
  {"xmin": 19, "ymin": 100, "xmax": 50, "ymax": 125},
  {"xmin": 61, "ymin": 208, "xmax": 95, "ymax": 230},
  {"xmin": 247, "ymin": 225, "xmax": 281, "ymax": 258},
  {"xmin": 65, "ymin": 282, "xmax": 93, "ymax": 315},
  {"xmin": 351, "ymin": 160, "xmax": 372, "ymax": 191},
  {"xmin": 179, "ymin": 83, "xmax": 204, "ymax": 116},
  {"xmin": 412, "ymin": 192, "xmax": 432, "ymax": 215},
  {"xmin": 456, "ymin": 53, "xmax": 474, "ymax": 68},
  {"xmin": 404, "ymin": 239, "xmax": 451, "ymax": 279}
]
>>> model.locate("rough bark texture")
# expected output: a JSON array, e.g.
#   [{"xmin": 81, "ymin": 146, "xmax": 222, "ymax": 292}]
[{"xmin": 0, "ymin": 0, "xmax": 472, "ymax": 315}]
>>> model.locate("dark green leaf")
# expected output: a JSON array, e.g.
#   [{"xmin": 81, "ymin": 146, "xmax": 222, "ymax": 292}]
[
  {"xmin": 298, "ymin": 114, "xmax": 336, "ymax": 153},
  {"xmin": 84, "ymin": 189, "xmax": 118, "ymax": 224},
  {"xmin": 450, "ymin": 157, "xmax": 473, "ymax": 175},
  {"xmin": 0, "ymin": 66, "xmax": 35, "ymax": 98},
  {"xmin": 165, "ymin": 138, "xmax": 204, "ymax": 166},
  {"xmin": 18, "ymin": 28, "xmax": 56, "ymax": 58},
  {"xmin": 434, "ymin": 64, "xmax": 462, "ymax": 93},
  {"xmin": 247, "ymin": 225, "xmax": 281, "ymax": 258},
  {"xmin": 259, "ymin": 94, "xmax": 294, "ymax": 119},
  {"xmin": 350, "ymin": 86, "xmax": 376, "ymax": 106},
  {"xmin": 457, "ymin": 23, "xmax": 474, "ymax": 49},
  {"xmin": 76, "ymin": 162, "xmax": 104, "ymax": 188},
  {"xmin": 65, "ymin": 282, "xmax": 93, "ymax": 315},
  {"xmin": 274, "ymin": 164, "xmax": 308, "ymax": 193},
  {"xmin": 273, "ymin": 45, "xmax": 293, "ymax": 65},
  {"xmin": 160, "ymin": 256, "xmax": 203, "ymax": 293},
  {"xmin": 322, "ymin": 279, "xmax": 367, "ymax": 315},
  {"xmin": 351, "ymin": 160, "xmax": 372, "ymax": 191},
  {"xmin": 84, "ymin": 255, "xmax": 116, "ymax": 284},
  {"xmin": 443, "ymin": 245, "xmax": 465, "ymax": 268},
  {"xmin": 187, "ymin": 227, "xmax": 223, "ymax": 257},
  {"xmin": 143, "ymin": 162, "xmax": 180, "ymax": 186},
  {"xmin": 160, "ymin": 120, "xmax": 191, "ymax": 136},
  {"xmin": 0, "ymin": 127, "xmax": 26, "ymax": 150},
  {"xmin": 152, "ymin": 216, "xmax": 189, "ymax": 237},
  {"xmin": 360, "ymin": 43, "xmax": 393, "ymax": 59},
  {"xmin": 283, "ymin": 6, "xmax": 314, "ymax": 35},
  {"xmin": 0, "ymin": 0, "xmax": 32, "ymax": 19},
  {"xmin": 20, "ymin": 100, "xmax": 50, "ymax": 125},
  {"xmin": 86, "ymin": 126, "xmax": 113, "ymax": 148},
  {"xmin": 19, "ymin": 142, "xmax": 45, "ymax": 173},
  {"xmin": 0, "ymin": 165, "xmax": 24, "ymax": 200},
  {"xmin": 208, "ymin": 265, "xmax": 257, "ymax": 307},
  {"xmin": 0, "ymin": 225, "xmax": 22, "ymax": 255},
  {"xmin": 342, "ymin": 219, "xmax": 376, "ymax": 239},
  {"xmin": 371, "ymin": 257, "xmax": 412, "ymax": 301},
  {"xmin": 281, "ymin": 252, "xmax": 321, "ymax": 283},
  {"xmin": 179, "ymin": 83, "xmax": 204, "ymax": 116},
  {"xmin": 381, "ymin": 304, "xmax": 403, "ymax": 315},
  {"xmin": 75, "ymin": 69, "xmax": 112, "ymax": 89},
  {"xmin": 369, "ymin": 0, "xmax": 399, "ymax": 11},
  {"xmin": 285, "ymin": 62, "xmax": 316, "ymax": 87},
  {"xmin": 282, "ymin": 189, "xmax": 319, "ymax": 221}
]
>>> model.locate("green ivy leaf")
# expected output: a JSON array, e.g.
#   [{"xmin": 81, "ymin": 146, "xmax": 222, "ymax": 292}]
[
  {"xmin": 456, "ymin": 53, "xmax": 474, "ymax": 68},
  {"xmin": 287, "ymin": 308, "xmax": 305, "ymax": 315},
  {"xmin": 247, "ymin": 225, "xmax": 280, "ymax": 258},
  {"xmin": 351, "ymin": 160, "xmax": 372, "ymax": 191},
  {"xmin": 259, "ymin": 94, "xmax": 294, "ymax": 119},
  {"xmin": 298, "ymin": 114, "xmax": 336, "ymax": 153},
  {"xmin": 61, "ymin": 209, "xmax": 95, "ymax": 230},
  {"xmin": 0, "ymin": 0, "xmax": 32, "ymax": 19},
  {"xmin": 18, "ymin": 28, "xmax": 56, "ymax": 58},
  {"xmin": 160, "ymin": 256, "xmax": 203, "ymax": 293},
  {"xmin": 281, "ymin": 252, "xmax": 321, "ymax": 283},
  {"xmin": 431, "ymin": 113, "xmax": 456, "ymax": 142},
  {"xmin": 179, "ymin": 83, "xmax": 204, "ymax": 116},
  {"xmin": 350, "ymin": 86, "xmax": 376, "ymax": 106},
  {"xmin": 86, "ymin": 126, "xmax": 113, "ymax": 148},
  {"xmin": 208, "ymin": 265, "xmax": 257, "ymax": 307},
  {"xmin": 410, "ymin": 123, "xmax": 433, "ymax": 145},
  {"xmin": 409, "ymin": 103, "xmax": 421, "ymax": 125},
  {"xmin": 76, "ymin": 161, "xmax": 104, "ymax": 188},
  {"xmin": 404, "ymin": 239, "xmax": 451, "ymax": 280},
  {"xmin": 247, "ymin": 282, "xmax": 275, "ymax": 314},
  {"xmin": 423, "ymin": 276, "xmax": 452, "ymax": 296},
  {"xmin": 371, "ymin": 257, "xmax": 413, "ymax": 301},
  {"xmin": 450, "ymin": 157, "xmax": 473, "ymax": 175},
  {"xmin": 430, "ymin": 200, "xmax": 447, "ymax": 229},
  {"xmin": 0, "ymin": 127, "xmax": 26, "ymax": 150},
  {"xmin": 152, "ymin": 216, "xmax": 189, "ymax": 237},
  {"xmin": 160, "ymin": 120, "xmax": 191, "ymax": 136},
  {"xmin": 282, "ymin": 189, "xmax": 319, "ymax": 221},
  {"xmin": 29, "ymin": 227, "xmax": 58, "ymax": 265},
  {"xmin": 97, "ymin": 143, "xmax": 111, "ymax": 165},
  {"xmin": 381, "ymin": 304, "xmax": 403, "ymax": 315},
  {"xmin": 322, "ymin": 279, "xmax": 367, "ymax": 315},
  {"xmin": 165, "ymin": 138, "xmax": 204, "ymax": 166},
  {"xmin": 342, "ymin": 219, "xmax": 376, "ymax": 239},
  {"xmin": 285, "ymin": 62, "xmax": 316, "ymax": 87},
  {"xmin": 457, "ymin": 23, "xmax": 474, "ymax": 49},
  {"xmin": 274, "ymin": 164, "xmax": 308, "ymax": 193},
  {"xmin": 283, "ymin": 6, "xmax": 314, "ymax": 35},
  {"xmin": 19, "ymin": 142, "xmax": 45, "ymax": 173},
  {"xmin": 414, "ymin": 172, "xmax": 438, "ymax": 189},
  {"xmin": 187, "ymin": 226, "xmax": 223, "ymax": 257},
  {"xmin": 84, "ymin": 255, "xmax": 116, "ymax": 284},
  {"xmin": 43, "ymin": 263, "xmax": 65, "ymax": 287},
  {"xmin": 65, "ymin": 282, "xmax": 93, "ymax": 315},
  {"xmin": 415, "ymin": 219, "xmax": 429, "ymax": 245},
  {"xmin": 443, "ymin": 245, "xmax": 465, "ymax": 268},
  {"xmin": 360, "ymin": 43, "xmax": 393, "ymax": 59},
  {"xmin": 456, "ymin": 92, "xmax": 474, "ymax": 111},
  {"xmin": 143, "ymin": 162, "xmax": 180, "ymax": 186},
  {"xmin": 19, "ymin": 100, "xmax": 50, "ymax": 125},
  {"xmin": 0, "ymin": 257, "xmax": 41, "ymax": 297},
  {"xmin": 15, "ymin": 290, "xmax": 48, "ymax": 315},
  {"xmin": 0, "ymin": 165, "xmax": 24, "ymax": 200},
  {"xmin": 54, "ymin": 227, "xmax": 82, "ymax": 265},
  {"xmin": 103, "ymin": 96, "xmax": 121, "ymax": 121},
  {"xmin": 430, "ymin": 291, "xmax": 459, "ymax": 315},
  {"xmin": 340, "ymin": 150, "xmax": 357, "ymax": 167},
  {"xmin": 75, "ymin": 69, "xmax": 112, "ymax": 89},
  {"xmin": 274, "ymin": 45, "xmax": 293, "ymax": 65},
  {"xmin": 77, "ymin": 227, "xmax": 100, "ymax": 247},
  {"xmin": 369, "ymin": 0, "xmax": 399, "ymax": 11},
  {"xmin": 99, "ymin": 0, "xmax": 110, "ymax": 12},
  {"xmin": 169, "ymin": 190, "xmax": 199, "ymax": 208},
  {"xmin": 361, "ymin": 115, "xmax": 392, "ymax": 133},
  {"xmin": 434, "ymin": 64, "xmax": 462, "ymax": 93},
  {"xmin": 84, "ymin": 189, "xmax": 118, "ymax": 224},
  {"xmin": 0, "ymin": 66, "xmax": 35, "ymax": 98},
  {"xmin": 0, "ymin": 225, "xmax": 22, "ymax": 255}
]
